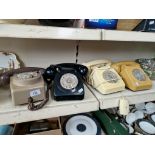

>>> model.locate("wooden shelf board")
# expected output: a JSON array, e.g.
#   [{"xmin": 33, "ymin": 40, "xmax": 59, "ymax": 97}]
[
  {"xmin": 0, "ymin": 24, "xmax": 101, "ymax": 40},
  {"xmin": 102, "ymin": 29, "xmax": 155, "ymax": 42},
  {"xmin": 87, "ymin": 81, "xmax": 155, "ymax": 109},
  {"xmin": 0, "ymin": 24, "xmax": 155, "ymax": 42},
  {"xmin": 0, "ymin": 85, "xmax": 99, "ymax": 125}
]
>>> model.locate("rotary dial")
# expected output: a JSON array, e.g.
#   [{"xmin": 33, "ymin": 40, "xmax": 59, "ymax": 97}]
[
  {"xmin": 60, "ymin": 73, "xmax": 78, "ymax": 90},
  {"xmin": 16, "ymin": 72, "xmax": 38, "ymax": 80},
  {"xmin": 132, "ymin": 69, "xmax": 146, "ymax": 81},
  {"xmin": 103, "ymin": 70, "xmax": 119, "ymax": 83}
]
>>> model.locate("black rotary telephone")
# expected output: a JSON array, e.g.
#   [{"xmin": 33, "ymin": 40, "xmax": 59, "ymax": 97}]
[{"xmin": 43, "ymin": 63, "xmax": 88, "ymax": 101}]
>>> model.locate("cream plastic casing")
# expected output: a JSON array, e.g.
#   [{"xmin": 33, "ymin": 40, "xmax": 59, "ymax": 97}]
[
  {"xmin": 10, "ymin": 72, "xmax": 46, "ymax": 106},
  {"xmin": 89, "ymin": 67, "xmax": 125, "ymax": 94},
  {"xmin": 83, "ymin": 60, "xmax": 125, "ymax": 94}
]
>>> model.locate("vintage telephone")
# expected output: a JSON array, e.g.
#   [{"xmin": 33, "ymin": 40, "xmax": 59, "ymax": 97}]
[
  {"xmin": 83, "ymin": 60, "xmax": 125, "ymax": 94},
  {"xmin": 10, "ymin": 71, "xmax": 45, "ymax": 106},
  {"xmin": 111, "ymin": 61, "xmax": 152, "ymax": 91},
  {"xmin": 43, "ymin": 63, "xmax": 88, "ymax": 101},
  {"xmin": 0, "ymin": 67, "xmax": 50, "ymax": 111}
]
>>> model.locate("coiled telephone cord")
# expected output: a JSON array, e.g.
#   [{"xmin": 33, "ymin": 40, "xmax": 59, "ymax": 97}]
[{"xmin": 28, "ymin": 84, "xmax": 52, "ymax": 111}]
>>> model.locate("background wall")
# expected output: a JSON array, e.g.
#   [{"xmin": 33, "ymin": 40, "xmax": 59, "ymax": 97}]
[
  {"xmin": 78, "ymin": 41, "xmax": 155, "ymax": 63},
  {"xmin": 0, "ymin": 37, "xmax": 154, "ymax": 67}
]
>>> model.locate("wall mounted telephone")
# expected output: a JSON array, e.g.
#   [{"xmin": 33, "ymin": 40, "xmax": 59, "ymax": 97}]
[
  {"xmin": 83, "ymin": 60, "xmax": 125, "ymax": 94},
  {"xmin": 43, "ymin": 63, "xmax": 88, "ymax": 101},
  {"xmin": 111, "ymin": 61, "xmax": 152, "ymax": 91}
]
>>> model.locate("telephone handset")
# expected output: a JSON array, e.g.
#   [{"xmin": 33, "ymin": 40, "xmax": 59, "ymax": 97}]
[
  {"xmin": 83, "ymin": 59, "xmax": 125, "ymax": 94},
  {"xmin": 111, "ymin": 61, "xmax": 140, "ymax": 74},
  {"xmin": 83, "ymin": 59, "xmax": 111, "ymax": 69},
  {"xmin": 111, "ymin": 61, "xmax": 152, "ymax": 91},
  {"xmin": 0, "ymin": 67, "xmax": 44, "ymax": 86},
  {"xmin": 43, "ymin": 63, "xmax": 88, "ymax": 101}
]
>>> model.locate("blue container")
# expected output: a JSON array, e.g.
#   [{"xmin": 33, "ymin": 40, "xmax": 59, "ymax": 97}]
[
  {"xmin": 0, "ymin": 125, "xmax": 13, "ymax": 135},
  {"xmin": 85, "ymin": 19, "xmax": 118, "ymax": 29}
]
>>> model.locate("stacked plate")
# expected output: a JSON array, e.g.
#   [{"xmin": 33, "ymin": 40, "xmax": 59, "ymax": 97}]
[
  {"xmin": 63, "ymin": 114, "xmax": 102, "ymax": 135},
  {"xmin": 124, "ymin": 102, "xmax": 155, "ymax": 135}
]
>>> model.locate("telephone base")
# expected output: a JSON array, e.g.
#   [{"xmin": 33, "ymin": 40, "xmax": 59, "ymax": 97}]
[
  {"xmin": 52, "ymin": 69, "xmax": 86, "ymax": 101},
  {"xmin": 127, "ymin": 85, "xmax": 152, "ymax": 92},
  {"xmin": 10, "ymin": 73, "xmax": 46, "ymax": 106},
  {"xmin": 54, "ymin": 94, "xmax": 84, "ymax": 101},
  {"xmin": 97, "ymin": 85, "xmax": 125, "ymax": 95}
]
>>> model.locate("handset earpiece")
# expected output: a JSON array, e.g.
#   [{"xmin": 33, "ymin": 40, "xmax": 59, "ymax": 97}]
[
  {"xmin": 55, "ymin": 65, "xmax": 62, "ymax": 73},
  {"xmin": 78, "ymin": 65, "xmax": 88, "ymax": 77},
  {"xmin": 43, "ymin": 65, "xmax": 56, "ymax": 84},
  {"xmin": 51, "ymin": 63, "xmax": 88, "ymax": 78}
]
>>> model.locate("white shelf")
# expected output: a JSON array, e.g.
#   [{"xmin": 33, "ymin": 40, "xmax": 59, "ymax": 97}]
[
  {"xmin": 102, "ymin": 29, "xmax": 155, "ymax": 42},
  {"xmin": 0, "ymin": 24, "xmax": 101, "ymax": 40},
  {"xmin": 0, "ymin": 85, "xmax": 99, "ymax": 125},
  {"xmin": 87, "ymin": 81, "xmax": 155, "ymax": 109},
  {"xmin": 1, "ymin": 81, "xmax": 155, "ymax": 125},
  {"xmin": 0, "ymin": 24, "xmax": 155, "ymax": 42}
]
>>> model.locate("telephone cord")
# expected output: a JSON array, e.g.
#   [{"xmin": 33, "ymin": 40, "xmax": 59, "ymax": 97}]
[
  {"xmin": 75, "ymin": 40, "xmax": 80, "ymax": 64},
  {"xmin": 28, "ymin": 84, "xmax": 52, "ymax": 111}
]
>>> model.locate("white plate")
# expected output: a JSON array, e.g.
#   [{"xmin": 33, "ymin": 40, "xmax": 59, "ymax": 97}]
[
  {"xmin": 135, "ymin": 103, "xmax": 145, "ymax": 111},
  {"xmin": 0, "ymin": 52, "xmax": 21, "ymax": 73},
  {"xmin": 65, "ymin": 115, "xmax": 99, "ymax": 135},
  {"xmin": 127, "ymin": 124, "xmax": 134, "ymax": 134},
  {"xmin": 126, "ymin": 113, "xmax": 136, "ymax": 125},
  {"xmin": 134, "ymin": 111, "xmax": 144, "ymax": 120},
  {"xmin": 139, "ymin": 121, "xmax": 155, "ymax": 134},
  {"xmin": 145, "ymin": 102, "xmax": 155, "ymax": 114},
  {"xmin": 151, "ymin": 114, "xmax": 155, "ymax": 122}
]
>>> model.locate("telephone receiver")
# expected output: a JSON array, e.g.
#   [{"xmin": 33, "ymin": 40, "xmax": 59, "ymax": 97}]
[
  {"xmin": 0, "ymin": 67, "xmax": 45, "ymax": 86},
  {"xmin": 83, "ymin": 59, "xmax": 111, "ymax": 70},
  {"xmin": 43, "ymin": 63, "xmax": 88, "ymax": 84},
  {"xmin": 111, "ymin": 61, "xmax": 140, "ymax": 73}
]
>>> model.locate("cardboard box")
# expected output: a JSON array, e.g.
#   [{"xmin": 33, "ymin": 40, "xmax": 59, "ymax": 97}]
[
  {"xmin": 13, "ymin": 117, "xmax": 62, "ymax": 135},
  {"xmin": 31, "ymin": 117, "xmax": 62, "ymax": 135},
  {"xmin": 117, "ymin": 19, "xmax": 142, "ymax": 31}
]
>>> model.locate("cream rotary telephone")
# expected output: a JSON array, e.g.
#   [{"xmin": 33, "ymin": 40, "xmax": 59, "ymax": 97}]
[{"xmin": 83, "ymin": 60, "xmax": 125, "ymax": 94}]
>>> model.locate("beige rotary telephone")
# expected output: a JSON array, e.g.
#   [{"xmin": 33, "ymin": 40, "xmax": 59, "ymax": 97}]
[
  {"xmin": 83, "ymin": 60, "xmax": 125, "ymax": 94},
  {"xmin": 111, "ymin": 61, "xmax": 152, "ymax": 91},
  {"xmin": 10, "ymin": 71, "xmax": 47, "ymax": 110}
]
